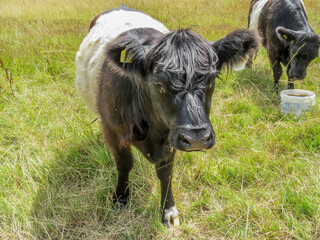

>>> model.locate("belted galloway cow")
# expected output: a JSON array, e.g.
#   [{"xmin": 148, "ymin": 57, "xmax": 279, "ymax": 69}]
[
  {"xmin": 249, "ymin": 0, "xmax": 320, "ymax": 89},
  {"xmin": 76, "ymin": 5, "xmax": 259, "ymax": 227}
]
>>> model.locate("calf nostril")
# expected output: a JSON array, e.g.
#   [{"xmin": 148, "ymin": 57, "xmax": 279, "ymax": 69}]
[
  {"xmin": 179, "ymin": 134, "xmax": 191, "ymax": 146},
  {"xmin": 205, "ymin": 133, "xmax": 213, "ymax": 145}
]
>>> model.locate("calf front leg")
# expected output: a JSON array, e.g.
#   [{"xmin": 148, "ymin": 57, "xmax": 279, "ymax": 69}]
[
  {"xmin": 155, "ymin": 151, "xmax": 179, "ymax": 227},
  {"xmin": 268, "ymin": 48, "xmax": 282, "ymax": 92},
  {"xmin": 103, "ymin": 125, "xmax": 133, "ymax": 210},
  {"xmin": 271, "ymin": 60, "xmax": 283, "ymax": 92},
  {"xmin": 113, "ymin": 144, "xmax": 133, "ymax": 209},
  {"xmin": 288, "ymin": 81, "xmax": 294, "ymax": 89}
]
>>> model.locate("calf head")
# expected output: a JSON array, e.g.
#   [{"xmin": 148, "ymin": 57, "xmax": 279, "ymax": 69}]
[
  {"xmin": 107, "ymin": 28, "xmax": 259, "ymax": 152},
  {"xmin": 145, "ymin": 30, "xmax": 217, "ymax": 151},
  {"xmin": 276, "ymin": 27, "xmax": 320, "ymax": 80}
]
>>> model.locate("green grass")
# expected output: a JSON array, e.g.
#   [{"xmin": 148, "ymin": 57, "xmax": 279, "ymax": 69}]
[{"xmin": 1, "ymin": 0, "xmax": 320, "ymax": 239}]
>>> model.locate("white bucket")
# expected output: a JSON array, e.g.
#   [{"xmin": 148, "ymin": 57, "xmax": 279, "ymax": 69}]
[{"xmin": 280, "ymin": 89, "xmax": 316, "ymax": 115}]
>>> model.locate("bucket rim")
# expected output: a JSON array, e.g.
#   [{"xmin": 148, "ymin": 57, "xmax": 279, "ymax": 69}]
[{"xmin": 280, "ymin": 89, "xmax": 316, "ymax": 101}]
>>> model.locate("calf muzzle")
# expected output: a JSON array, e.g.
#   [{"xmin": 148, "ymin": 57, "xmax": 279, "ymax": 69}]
[{"xmin": 172, "ymin": 126, "xmax": 215, "ymax": 151}]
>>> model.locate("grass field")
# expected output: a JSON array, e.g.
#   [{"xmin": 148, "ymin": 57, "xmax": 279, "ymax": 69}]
[{"xmin": 1, "ymin": 0, "xmax": 320, "ymax": 239}]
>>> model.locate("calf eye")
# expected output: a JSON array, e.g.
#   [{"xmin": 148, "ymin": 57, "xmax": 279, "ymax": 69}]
[
  {"xmin": 154, "ymin": 81, "xmax": 166, "ymax": 93},
  {"xmin": 155, "ymin": 81, "xmax": 163, "ymax": 88}
]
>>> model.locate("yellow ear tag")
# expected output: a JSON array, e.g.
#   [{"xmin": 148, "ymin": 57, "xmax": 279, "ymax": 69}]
[
  {"xmin": 120, "ymin": 47, "xmax": 133, "ymax": 63},
  {"xmin": 283, "ymin": 34, "xmax": 288, "ymax": 39}
]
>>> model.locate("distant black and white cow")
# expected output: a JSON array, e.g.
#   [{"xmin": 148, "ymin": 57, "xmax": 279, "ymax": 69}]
[
  {"xmin": 76, "ymin": 5, "xmax": 259, "ymax": 227},
  {"xmin": 249, "ymin": 0, "xmax": 320, "ymax": 89}
]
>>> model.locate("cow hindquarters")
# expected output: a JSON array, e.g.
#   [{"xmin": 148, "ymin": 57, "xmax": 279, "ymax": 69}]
[
  {"xmin": 155, "ymin": 151, "xmax": 180, "ymax": 227},
  {"xmin": 102, "ymin": 124, "xmax": 134, "ymax": 210}
]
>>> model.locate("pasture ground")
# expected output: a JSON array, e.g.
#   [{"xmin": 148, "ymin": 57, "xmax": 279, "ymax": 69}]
[{"xmin": 0, "ymin": 0, "xmax": 320, "ymax": 239}]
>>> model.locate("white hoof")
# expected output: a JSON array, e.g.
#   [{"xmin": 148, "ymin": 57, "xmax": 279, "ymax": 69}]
[{"xmin": 163, "ymin": 206, "xmax": 180, "ymax": 227}]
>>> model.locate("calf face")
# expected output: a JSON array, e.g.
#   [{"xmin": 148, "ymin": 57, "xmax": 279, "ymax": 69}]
[
  {"xmin": 148, "ymin": 71, "xmax": 216, "ymax": 151},
  {"xmin": 145, "ymin": 30, "xmax": 216, "ymax": 151},
  {"xmin": 276, "ymin": 27, "xmax": 320, "ymax": 80}
]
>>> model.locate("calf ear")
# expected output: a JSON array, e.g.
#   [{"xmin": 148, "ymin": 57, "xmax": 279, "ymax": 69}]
[
  {"xmin": 276, "ymin": 27, "xmax": 298, "ymax": 44},
  {"xmin": 106, "ymin": 28, "xmax": 162, "ymax": 77},
  {"xmin": 211, "ymin": 29, "xmax": 260, "ymax": 71}
]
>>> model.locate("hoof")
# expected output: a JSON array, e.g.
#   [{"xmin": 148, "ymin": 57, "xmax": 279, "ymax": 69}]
[
  {"xmin": 163, "ymin": 216, "xmax": 180, "ymax": 227},
  {"xmin": 162, "ymin": 206, "xmax": 180, "ymax": 227},
  {"xmin": 113, "ymin": 196, "xmax": 128, "ymax": 211}
]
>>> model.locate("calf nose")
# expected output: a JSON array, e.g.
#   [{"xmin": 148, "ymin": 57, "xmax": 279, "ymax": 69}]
[
  {"xmin": 288, "ymin": 68, "xmax": 306, "ymax": 80},
  {"xmin": 178, "ymin": 128, "xmax": 215, "ymax": 151},
  {"xmin": 290, "ymin": 75, "xmax": 304, "ymax": 80}
]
